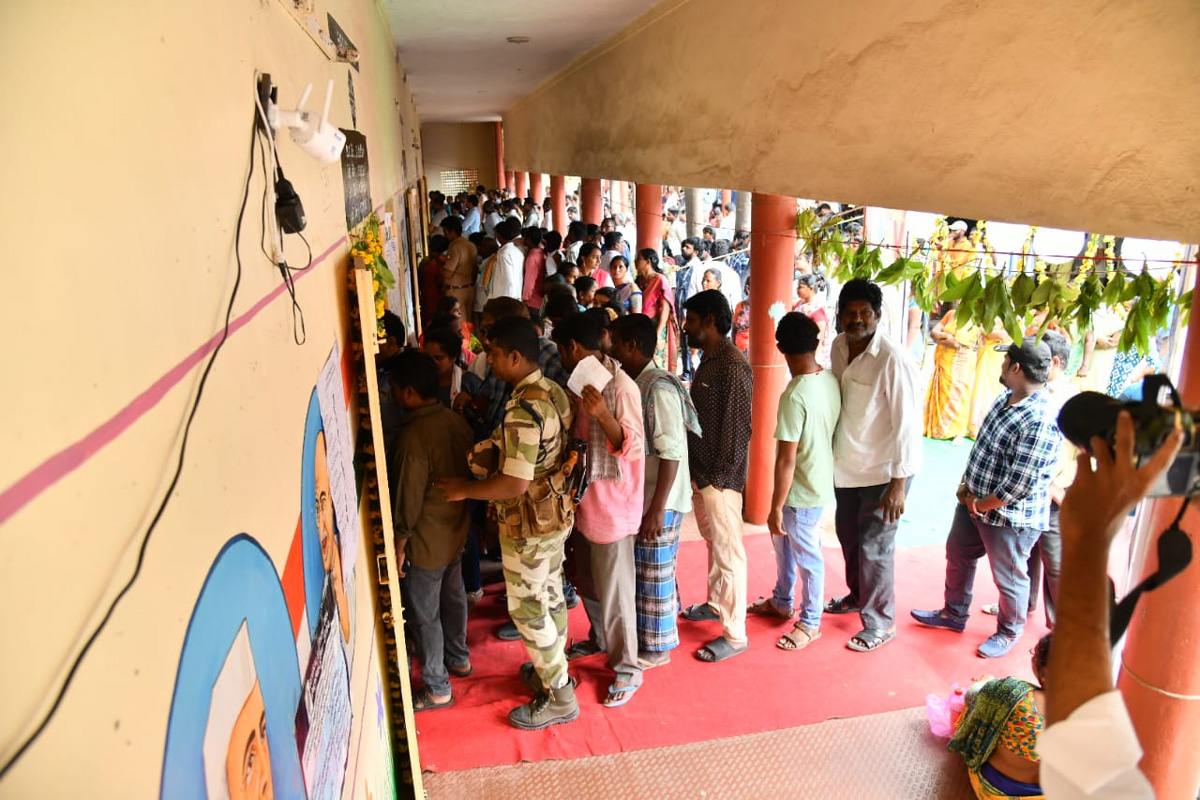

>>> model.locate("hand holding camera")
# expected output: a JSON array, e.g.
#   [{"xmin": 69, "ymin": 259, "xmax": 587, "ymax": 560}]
[{"xmin": 1059, "ymin": 410, "xmax": 1183, "ymax": 551}]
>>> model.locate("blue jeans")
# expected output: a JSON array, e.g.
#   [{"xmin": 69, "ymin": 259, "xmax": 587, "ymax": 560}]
[
  {"xmin": 944, "ymin": 505, "xmax": 1042, "ymax": 638},
  {"xmin": 772, "ymin": 506, "xmax": 825, "ymax": 629}
]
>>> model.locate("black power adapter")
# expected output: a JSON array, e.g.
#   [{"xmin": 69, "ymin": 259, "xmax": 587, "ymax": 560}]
[{"xmin": 275, "ymin": 166, "xmax": 306, "ymax": 234}]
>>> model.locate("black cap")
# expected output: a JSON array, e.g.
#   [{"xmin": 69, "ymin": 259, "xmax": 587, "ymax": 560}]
[{"xmin": 995, "ymin": 335, "xmax": 1052, "ymax": 373}]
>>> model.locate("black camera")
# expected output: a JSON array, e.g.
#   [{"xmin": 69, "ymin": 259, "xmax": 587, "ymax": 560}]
[{"xmin": 1057, "ymin": 374, "xmax": 1200, "ymax": 497}]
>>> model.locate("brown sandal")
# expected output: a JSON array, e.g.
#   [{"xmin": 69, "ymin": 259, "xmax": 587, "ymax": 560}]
[
  {"xmin": 777, "ymin": 622, "xmax": 821, "ymax": 651},
  {"xmin": 748, "ymin": 596, "xmax": 794, "ymax": 620}
]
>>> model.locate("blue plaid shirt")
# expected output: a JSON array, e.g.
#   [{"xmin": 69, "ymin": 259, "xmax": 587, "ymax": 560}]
[
  {"xmin": 726, "ymin": 250, "xmax": 750, "ymax": 282},
  {"xmin": 963, "ymin": 390, "xmax": 1060, "ymax": 530}
]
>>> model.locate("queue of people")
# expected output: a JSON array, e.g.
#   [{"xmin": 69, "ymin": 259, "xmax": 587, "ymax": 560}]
[{"xmin": 391, "ymin": 185, "xmax": 1166, "ymax": 799}]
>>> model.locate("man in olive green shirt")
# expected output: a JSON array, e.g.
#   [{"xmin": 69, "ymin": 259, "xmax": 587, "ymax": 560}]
[
  {"xmin": 389, "ymin": 351, "xmax": 474, "ymax": 711},
  {"xmin": 751, "ymin": 313, "xmax": 841, "ymax": 652}
]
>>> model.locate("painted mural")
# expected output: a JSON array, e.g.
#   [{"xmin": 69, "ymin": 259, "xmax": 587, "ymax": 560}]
[{"xmin": 160, "ymin": 344, "xmax": 388, "ymax": 800}]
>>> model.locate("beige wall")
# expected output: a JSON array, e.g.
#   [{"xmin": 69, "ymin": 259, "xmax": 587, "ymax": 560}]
[
  {"xmin": 0, "ymin": 0, "xmax": 420, "ymax": 796},
  {"xmin": 421, "ymin": 122, "xmax": 499, "ymax": 193},
  {"xmin": 504, "ymin": 0, "xmax": 1200, "ymax": 242}
]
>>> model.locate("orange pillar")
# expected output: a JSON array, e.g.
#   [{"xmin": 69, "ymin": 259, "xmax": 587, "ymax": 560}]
[
  {"xmin": 581, "ymin": 178, "xmax": 603, "ymax": 225},
  {"xmin": 504, "ymin": 171, "xmax": 515, "ymax": 194},
  {"xmin": 550, "ymin": 175, "xmax": 567, "ymax": 236},
  {"xmin": 529, "ymin": 173, "xmax": 544, "ymax": 205},
  {"xmin": 1119, "ymin": 259, "xmax": 1200, "ymax": 798},
  {"xmin": 635, "ymin": 183, "xmax": 661, "ymax": 255},
  {"xmin": 494, "ymin": 122, "xmax": 505, "ymax": 191},
  {"xmin": 721, "ymin": 189, "xmax": 732, "ymax": 209},
  {"xmin": 744, "ymin": 193, "xmax": 796, "ymax": 524},
  {"xmin": 515, "ymin": 171, "xmax": 528, "ymax": 200}
]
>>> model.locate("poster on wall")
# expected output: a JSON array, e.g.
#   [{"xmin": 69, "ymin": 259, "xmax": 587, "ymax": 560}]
[
  {"xmin": 381, "ymin": 207, "xmax": 413, "ymax": 338},
  {"xmin": 159, "ymin": 343, "xmax": 388, "ymax": 800},
  {"xmin": 340, "ymin": 131, "xmax": 371, "ymax": 231}
]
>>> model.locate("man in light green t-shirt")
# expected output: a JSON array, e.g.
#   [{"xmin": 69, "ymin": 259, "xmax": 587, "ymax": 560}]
[{"xmin": 748, "ymin": 312, "xmax": 841, "ymax": 651}]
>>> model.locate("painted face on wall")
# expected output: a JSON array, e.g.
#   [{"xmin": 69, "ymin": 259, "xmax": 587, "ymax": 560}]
[
  {"xmin": 313, "ymin": 430, "xmax": 351, "ymax": 644},
  {"xmin": 313, "ymin": 432, "xmax": 336, "ymax": 573},
  {"xmin": 225, "ymin": 680, "xmax": 273, "ymax": 800}
]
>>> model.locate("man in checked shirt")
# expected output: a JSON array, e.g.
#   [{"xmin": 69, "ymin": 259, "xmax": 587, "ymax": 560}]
[{"xmin": 912, "ymin": 336, "xmax": 1061, "ymax": 658}]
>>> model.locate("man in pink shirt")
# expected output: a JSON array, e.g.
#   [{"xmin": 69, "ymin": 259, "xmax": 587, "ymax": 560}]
[
  {"xmin": 521, "ymin": 227, "xmax": 546, "ymax": 318},
  {"xmin": 551, "ymin": 313, "xmax": 646, "ymax": 708}
]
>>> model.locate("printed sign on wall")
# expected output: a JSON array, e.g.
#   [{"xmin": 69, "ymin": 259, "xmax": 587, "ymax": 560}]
[{"xmin": 340, "ymin": 131, "xmax": 371, "ymax": 231}]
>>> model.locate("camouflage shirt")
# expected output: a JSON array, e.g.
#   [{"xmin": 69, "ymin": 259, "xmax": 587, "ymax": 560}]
[{"xmin": 497, "ymin": 370, "xmax": 573, "ymax": 483}]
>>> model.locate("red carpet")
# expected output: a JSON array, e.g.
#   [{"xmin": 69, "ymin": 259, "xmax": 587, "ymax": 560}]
[{"xmin": 413, "ymin": 534, "xmax": 1049, "ymax": 773}]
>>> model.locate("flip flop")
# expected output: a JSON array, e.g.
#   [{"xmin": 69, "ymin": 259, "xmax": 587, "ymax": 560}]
[
  {"xmin": 412, "ymin": 688, "xmax": 454, "ymax": 712},
  {"xmin": 602, "ymin": 682, "xmax": 639, "ymax": 708},
  {"xmin": 748, "ymin": 596, "xmax": 794, "ymax": 620},
  {"xmin": 846, "ymin": 628, "xmax": 896, "ymax": 652},
  {"xmin": 824, "ymin": 595, "xmax": 861, "ymax": 615},
  {"xmin": 680, "ymin": 603, "xmax": 721, "ymax": 622},
  {"xmin": 695, "ymin": 636, "xmax": 748, "ymax": 663}
]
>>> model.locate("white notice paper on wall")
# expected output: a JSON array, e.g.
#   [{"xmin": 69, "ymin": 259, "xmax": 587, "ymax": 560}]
[
  {"xmin": 317, "ymin": 344, "xmax": 360, "ymax": 587},
  {"xmin": 566, "ymin": 355, "xmax": 613, "ymax": 397}
]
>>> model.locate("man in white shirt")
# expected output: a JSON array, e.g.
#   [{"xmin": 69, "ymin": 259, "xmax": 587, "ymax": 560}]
[
  {"xmin": 482, "ymin": 200, "xmax": 502, "ymax": 239},
  {"xmin": 564, "ymin": 221, "xmax": 586, "ymax": 265},
  {"xmin": 826, "ymin": 279, "xmax": 922, "ymax": 653},
  {"xmin": 430, "ymin": 195, "xmax": 449, "ymax": 231},
  {"xmin": 523, "ymin": 198, "xmax": 542, "ymax": 228},
  {"xmin": 1037, "ymin": 410, "xmax": 1176, "ymax": 799},
  {"xmin": 489, "ymin": 218, "xmax": 525, "ymax": 303},
  {"xmin": 599, "ymin": 231, "xmax": 625, "ymax": 273},
  {"xmin": 461, "ymin": 196, "xmax": 481, "ymax": 236},
  {"xmin": 687, "ymin": 247, "xmax": 742, "ymax": 310},
  {"xmin": 664, "ymin": 207, "xmax": 686, "ymax": 260}
]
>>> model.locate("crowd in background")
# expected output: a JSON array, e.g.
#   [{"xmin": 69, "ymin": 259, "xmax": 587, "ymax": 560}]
[{"xmin": 376, "ymin": 182, "xmax": 1169, "ymax": 800}]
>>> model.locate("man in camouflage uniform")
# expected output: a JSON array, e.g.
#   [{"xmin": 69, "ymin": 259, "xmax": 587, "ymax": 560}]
[{"xmin": 439, "ymin": 316, "xmax": 579, "ymax": 730}]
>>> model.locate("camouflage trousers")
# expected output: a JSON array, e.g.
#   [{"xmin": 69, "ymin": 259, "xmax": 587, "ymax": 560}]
[{"xmin": 499, "ymin": 524, "xmax": 571, "ymax": 690}]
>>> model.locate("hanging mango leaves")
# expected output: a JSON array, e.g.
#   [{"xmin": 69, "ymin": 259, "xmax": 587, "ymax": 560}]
[{"xmin": 795, "ymin": 211, "xmax": 1193, "ymax": 357}]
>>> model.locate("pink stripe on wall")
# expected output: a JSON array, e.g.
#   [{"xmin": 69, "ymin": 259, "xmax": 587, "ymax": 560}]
[{"xmin": 0, "ymin": 236, "xmax": 347, "ymax": 526}]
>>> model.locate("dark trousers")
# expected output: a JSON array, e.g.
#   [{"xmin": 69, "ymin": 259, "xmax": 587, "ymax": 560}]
[
  {"xmin": 1026, "ymin": 502, "xmax": 1061, "ymax": 626},
  {"xmin": 406, "ymin": 550, "xmax": 469, "ymax": 696},
  {"xmin": 833, "ymin": 480, "xmax": 911, "ymax": 631},
  {"xmin": 461, "ymin": 500, "xmax": 485, "ymax": 593},
  {"xmin": 943, "ymin": 505, "xmax": 1042, "ymax": 638}
]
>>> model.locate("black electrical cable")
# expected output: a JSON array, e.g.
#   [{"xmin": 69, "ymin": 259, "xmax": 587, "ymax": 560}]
[
  {"xmin": 0, "ymin": 115, "xmax": 256, "ymax": 783},
  {"xmin": 256, "ymin": 122, "xmax": 306, "ymax": 345},
  {"xmin": 278, "ymin": 237, "xmax": 309, "ymax": 346}
]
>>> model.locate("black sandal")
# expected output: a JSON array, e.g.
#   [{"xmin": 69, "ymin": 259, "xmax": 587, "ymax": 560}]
[
  {"xmin": 413, "ymin": 687, "xmax": 454, "ymax": 712},
  {"xmin": 823, "ymin": 595, "xmax": 861, "ymax": 615}
]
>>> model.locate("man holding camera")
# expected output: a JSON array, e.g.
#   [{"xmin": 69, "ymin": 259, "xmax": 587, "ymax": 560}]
[{"xmin": 912, "ymin": 336, "xmax": 1061, "ymax": 658}]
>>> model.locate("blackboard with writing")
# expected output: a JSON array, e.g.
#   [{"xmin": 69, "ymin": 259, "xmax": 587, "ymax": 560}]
[{"xmin": 340, "ymin": 130, "xmax": 371, "ymax": 231}]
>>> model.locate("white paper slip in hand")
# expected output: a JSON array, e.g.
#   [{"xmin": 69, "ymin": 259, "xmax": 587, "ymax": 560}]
[{"xmin": 567, "ymin": 355, "xmax": 613, "ymax": 396}]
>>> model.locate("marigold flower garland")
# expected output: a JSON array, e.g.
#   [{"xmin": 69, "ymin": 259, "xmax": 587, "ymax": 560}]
[{"xmin": 349, "ymin": 214, "xmax": 396, "ymax": 338}]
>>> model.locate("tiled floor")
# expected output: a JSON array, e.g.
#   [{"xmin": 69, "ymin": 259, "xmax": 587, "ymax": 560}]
[{"xmin": 423, "ymin": 705, "xmax": 975, "ymax": 799}]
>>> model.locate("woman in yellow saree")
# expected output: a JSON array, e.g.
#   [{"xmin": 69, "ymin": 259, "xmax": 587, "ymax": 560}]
[
  {"xmin": 968, "ymin": 323, "xmax": 1012, "ymax": 438},
  {"xmin": 924, "ymin": 305, "xmax": 980, "ymax": 440}
]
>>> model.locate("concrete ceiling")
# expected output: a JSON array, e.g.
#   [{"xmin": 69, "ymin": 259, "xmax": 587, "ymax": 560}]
[{"xmin": 384, "ymin": 0, "xmax": 662, "ymax": 123}]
